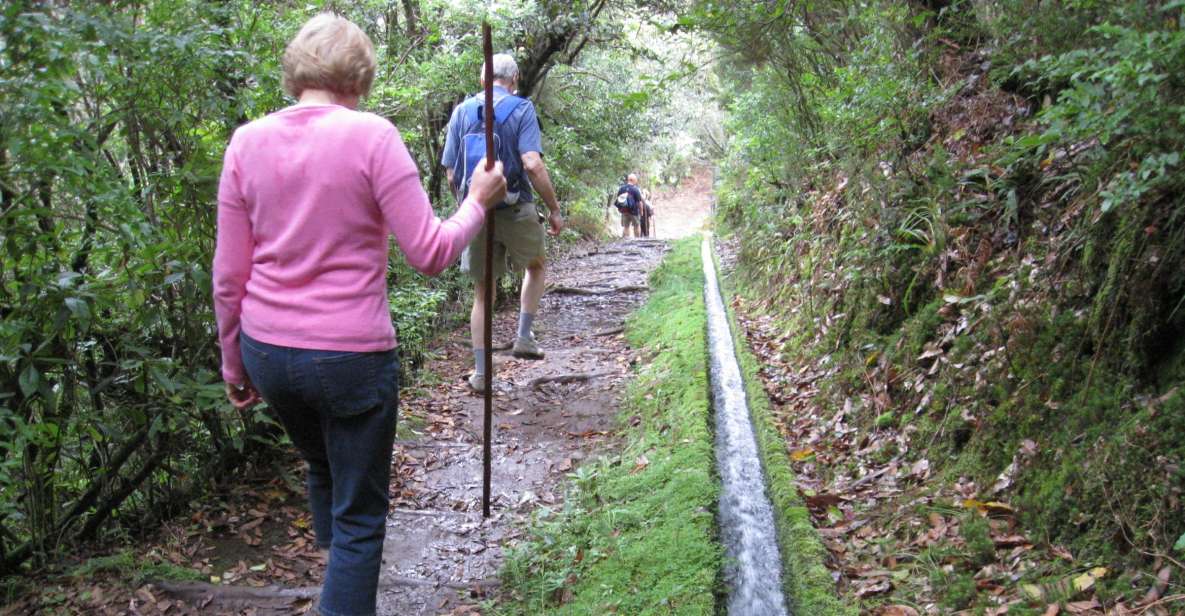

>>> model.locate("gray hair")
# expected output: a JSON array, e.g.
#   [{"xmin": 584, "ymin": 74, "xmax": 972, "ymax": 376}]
[{"xmin": 481, "ymin": 53, "xmax": 519, "ymax": 84}]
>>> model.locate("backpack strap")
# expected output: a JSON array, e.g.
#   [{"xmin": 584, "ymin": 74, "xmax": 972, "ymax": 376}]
[
  {"xmin": 475, "ymin": 94, "xmax": 526, "ymax": 127},
  {"xmin": 493, "ymin": 95, "xmax": 526, "ymax": 124}
]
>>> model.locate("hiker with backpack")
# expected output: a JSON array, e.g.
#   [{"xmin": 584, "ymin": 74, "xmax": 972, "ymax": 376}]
[
  {"xmin": 441, "ymin": 53, "xmax": 564, "ymax": 393},
  {"xmin": 615, "ymin": 174, "xmax": 645, "ymax": 238}
]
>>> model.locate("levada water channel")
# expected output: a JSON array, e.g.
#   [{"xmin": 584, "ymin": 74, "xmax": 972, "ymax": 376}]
[{"xmin": 702, "ymin": 236, "xmax": 791, "ymax": 616}]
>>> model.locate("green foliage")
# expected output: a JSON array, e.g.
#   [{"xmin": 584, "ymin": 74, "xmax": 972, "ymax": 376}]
[
  {"xmin": 701, "ymin": 0, "xmax": 1185, "ymax": 599},
  {"xmin": 0, "ymin": 0, "xmax": 671, "ymax": 574},
  {"xmin": 1006, "ymin": 19, "xmax": 1185, "ymax": 214},
  {"xmin": 934, "ymin": 568, "xmax": 978, "ymax": 611},
  {"xmin": 498, "ymin": 239, "xmax": 720, "ymax": 615},
  {"xmin": 960, "ymin": 513, "xmax": 996, "ymax": 567}
]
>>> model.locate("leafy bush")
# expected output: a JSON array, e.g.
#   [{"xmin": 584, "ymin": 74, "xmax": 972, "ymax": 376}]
[
  {"xmin": 0, "ymin": 0, "xmax": 671, "ymax": 574},
  {"xmin": 699, "ymin": 0, "xmax": 1185, "ymax": 589}
]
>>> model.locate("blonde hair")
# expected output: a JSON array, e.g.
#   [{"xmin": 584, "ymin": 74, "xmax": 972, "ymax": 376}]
[{"xmin": 282, "ymin": 13, "xmax": 375, "ymax": 99}]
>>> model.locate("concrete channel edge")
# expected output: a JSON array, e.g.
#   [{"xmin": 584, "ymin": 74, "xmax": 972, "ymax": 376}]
[{"xmin": 703, "ymin": 233, "xmax": 857, "ymax": 616}]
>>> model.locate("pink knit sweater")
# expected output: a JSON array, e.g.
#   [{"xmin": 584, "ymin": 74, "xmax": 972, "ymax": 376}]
[{"xmin": 213, "ymin": 104, "xmax": 485, "ymax": 384}]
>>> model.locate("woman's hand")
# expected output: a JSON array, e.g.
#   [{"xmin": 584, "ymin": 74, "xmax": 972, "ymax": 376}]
[
  {"xmin": 468, "ymin": 159, "xmax": 508, "ymax": 210},
  {"xmin": 226, "ymin": 379, "xmax": 262, "ymax": 410}
]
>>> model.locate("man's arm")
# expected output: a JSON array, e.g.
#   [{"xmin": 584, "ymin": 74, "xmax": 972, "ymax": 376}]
[
  {"xmin": 522, "ymin": 152, "xmax": 558, "ymax": 213},
  {"xmin": 440, "ymin": 105, "xmax": 463, "ymax": 197},
  {"xmin": 522, "ymin": 151, "xmax": 563, "ymax": 236}
]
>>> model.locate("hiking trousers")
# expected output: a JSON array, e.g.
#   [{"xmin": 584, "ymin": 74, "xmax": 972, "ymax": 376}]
[{"xmin": 239, "ymin": 332, "xmax": 399, "ymax": 616}]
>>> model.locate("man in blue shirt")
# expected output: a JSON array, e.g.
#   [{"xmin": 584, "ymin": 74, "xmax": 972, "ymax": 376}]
[
  {"xmin": 615, "ymin": 174, "xmax": 645, "ymax": 238},
  {"xmin": 441, "ymin": 53, "xmax": 564, "ymax": 393}
]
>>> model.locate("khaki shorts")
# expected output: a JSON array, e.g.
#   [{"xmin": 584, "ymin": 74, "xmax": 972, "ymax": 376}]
[
  {"xmin": 620, "ymin": 211, "xmax": 640, "ymax": 234},
  {"xmin": 461, "ymin": 204, "xmax": 546, "ymax": 281}
]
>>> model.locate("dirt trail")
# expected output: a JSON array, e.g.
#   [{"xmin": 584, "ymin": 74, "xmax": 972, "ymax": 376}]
[
  {"xmin": 152, "ymin": 238, "xmax": 670, "ymax": 615},
  {"xmin": 371, "ymin": 237, "xmax": 670, "ymax": 614},
  {"xmin": 650, "ymin": 165, "xmax": 714, "ymax": 239}
]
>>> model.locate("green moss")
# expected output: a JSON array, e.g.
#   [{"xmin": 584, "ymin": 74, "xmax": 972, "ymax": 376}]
[
  {"xmin": 935, "ymin": 569, "xmax": 978, "ymax": 611},
  {"xmin": 960, "ymin": 513, "xmax": 996, "ymax": 567},
  {"xmin": 68, "ymin": 551, "xmax": 204, "ymax": 586},
  {"xmin": 874, "ymin": 411, "xmax": 897, "ymax": 430},
  {"xmin": 496, "ymin": 238, "xmax": 721, "ymax": 615}
]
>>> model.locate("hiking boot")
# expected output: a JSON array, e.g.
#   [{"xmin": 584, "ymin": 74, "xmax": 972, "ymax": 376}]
[
  {"xmin": 512, "ymin": 334, "xmax": 544, "ymax": 360},
  {"xmin": 468, "ymin": 372, "xmax": 488, "ymax": 394}
]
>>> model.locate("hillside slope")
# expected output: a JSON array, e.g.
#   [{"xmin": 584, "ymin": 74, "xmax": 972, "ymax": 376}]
[{"xmin": 703, "ymin": 1, "xmax": 1185, "ymax": 613}]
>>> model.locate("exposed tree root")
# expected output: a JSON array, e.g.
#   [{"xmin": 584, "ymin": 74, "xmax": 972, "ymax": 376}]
[
  {"xmin": 527, "ymin": 372, "xmax": 613, "ymax": 389},
  {"xmin": 546, "ymin": 285, "xmax": 649, "ymax": 296},
  {"xmin": 153, "ymin": 577, "xmax": 499, "ymax": 610},
  {"xmin": 563, "ymin": 325, "xmax": 625, "ymax": 340}
]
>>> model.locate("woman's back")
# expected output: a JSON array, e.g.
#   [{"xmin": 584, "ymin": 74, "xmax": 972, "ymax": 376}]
[{"xmin": 215, "ymin": 103, "xmax": 486, "ymax": 381}]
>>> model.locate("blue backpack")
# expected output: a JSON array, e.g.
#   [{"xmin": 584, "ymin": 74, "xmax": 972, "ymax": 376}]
[
  {"xmin": 615, "ymin": 184, "xmax": 639, "ymax": 215},
  {"xmin": 452, "ymin": 94, "xmax": 528, "ymax": 208}
]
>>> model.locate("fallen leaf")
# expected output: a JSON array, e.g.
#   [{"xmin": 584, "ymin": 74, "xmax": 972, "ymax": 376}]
[
  {"xmin": 854, "ymin": 578, "xmax": 892, "ymax": 597},
  {"xmin": 1072, "ymin": 571, "xmax": 1096, "ymax": 592},
  {"xmin": 805, "ymin": 493, "xmax": 843, "ymax": 513},
  {"xmin": 992, "ymin": 534, "xmax": 1031, "ymax": 548},
  {"xmin": 1022, "ymin": 584, "xmax": 1044, "ymax": 600},
  {"xmin": 790, "ymin": 448, "xmax": 816, "ymax": 462},
  {"xmin": 1064, "ymin": 598, "xmax": 1100, "ymax": 614},
  {"xmin": 962, "ymin": 499, "xmax": 1014, "ymax": 516},
  {"xmin": 1073, "ymin": 566, "xmax": 1108, "ymax": 592},
  {"xmin": 1143, "ymin": 565, "xmax": 1171, "ymax": 603}
]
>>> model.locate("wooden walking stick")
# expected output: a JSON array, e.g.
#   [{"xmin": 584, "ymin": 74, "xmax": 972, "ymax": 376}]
[{"xmin": 481, "ymin": 22, "xmax": 495, "ymax": 519}]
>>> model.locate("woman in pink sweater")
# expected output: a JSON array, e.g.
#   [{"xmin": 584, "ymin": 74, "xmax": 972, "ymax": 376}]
[{"xmin": 212, "ymin": 14, "xmax": 504, "ymax": 616}]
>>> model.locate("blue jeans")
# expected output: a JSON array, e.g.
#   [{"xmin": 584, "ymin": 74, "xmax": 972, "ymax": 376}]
[{"xmin": 240, "ymin": 333, "xmax": 398, "ymax": 616}]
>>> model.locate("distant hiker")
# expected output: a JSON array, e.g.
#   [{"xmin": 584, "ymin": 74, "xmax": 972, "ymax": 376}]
[
  {"xmin": 615, "ymin": 173, "xmax": 644, "ymax": 238},
  {"xmin": 441, "ymin": 52, "xmax": 564, "ymax": 393},
  {"xmin": 640, "ymin": 187, "xmax": 655, "ymax": 237},
  {"xmin": 212, "ymin": 14, "xmax": 505, "ymax": 616}
]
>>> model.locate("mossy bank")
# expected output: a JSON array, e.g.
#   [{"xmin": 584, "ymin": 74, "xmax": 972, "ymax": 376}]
[{"xmin": 496, "ymin": 238, "xmax": 721, "ymax": 615}]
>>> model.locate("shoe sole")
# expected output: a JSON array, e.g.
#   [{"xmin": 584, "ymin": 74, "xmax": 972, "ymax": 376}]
[{"xmin": 512, "ymin": 349, "xmax": 544, "ymax": 360}]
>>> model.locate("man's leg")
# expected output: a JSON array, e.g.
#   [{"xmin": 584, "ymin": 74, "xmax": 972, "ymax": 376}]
[
  {"xmin": 509, "ymin": 209, "xmax": 548, "ymax": 360},
  {"xmin": 470, "ymin": 278, "xmax": 489, "ymax": 376},
  {"xmin": 511, "ymin": 257, "xmax": 546, "ymax": 359},
  {"xmin": 462, "ymin": 223, "xmax": 505, "ymax": 392}
]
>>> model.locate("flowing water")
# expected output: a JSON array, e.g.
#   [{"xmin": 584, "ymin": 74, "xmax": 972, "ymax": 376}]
[{"xmin": 701, "ymin": 236, "xmax": 791, "ymax": 616}]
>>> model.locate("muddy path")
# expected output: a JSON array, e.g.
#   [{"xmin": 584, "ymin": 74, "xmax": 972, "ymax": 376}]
[
  {"xmin": 151, "ymin": 238, "xmax": 670, "ymax": 615},
  {"xmin": 372, "ymin": 237, "xmax": 669, "ymax": 614}
]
